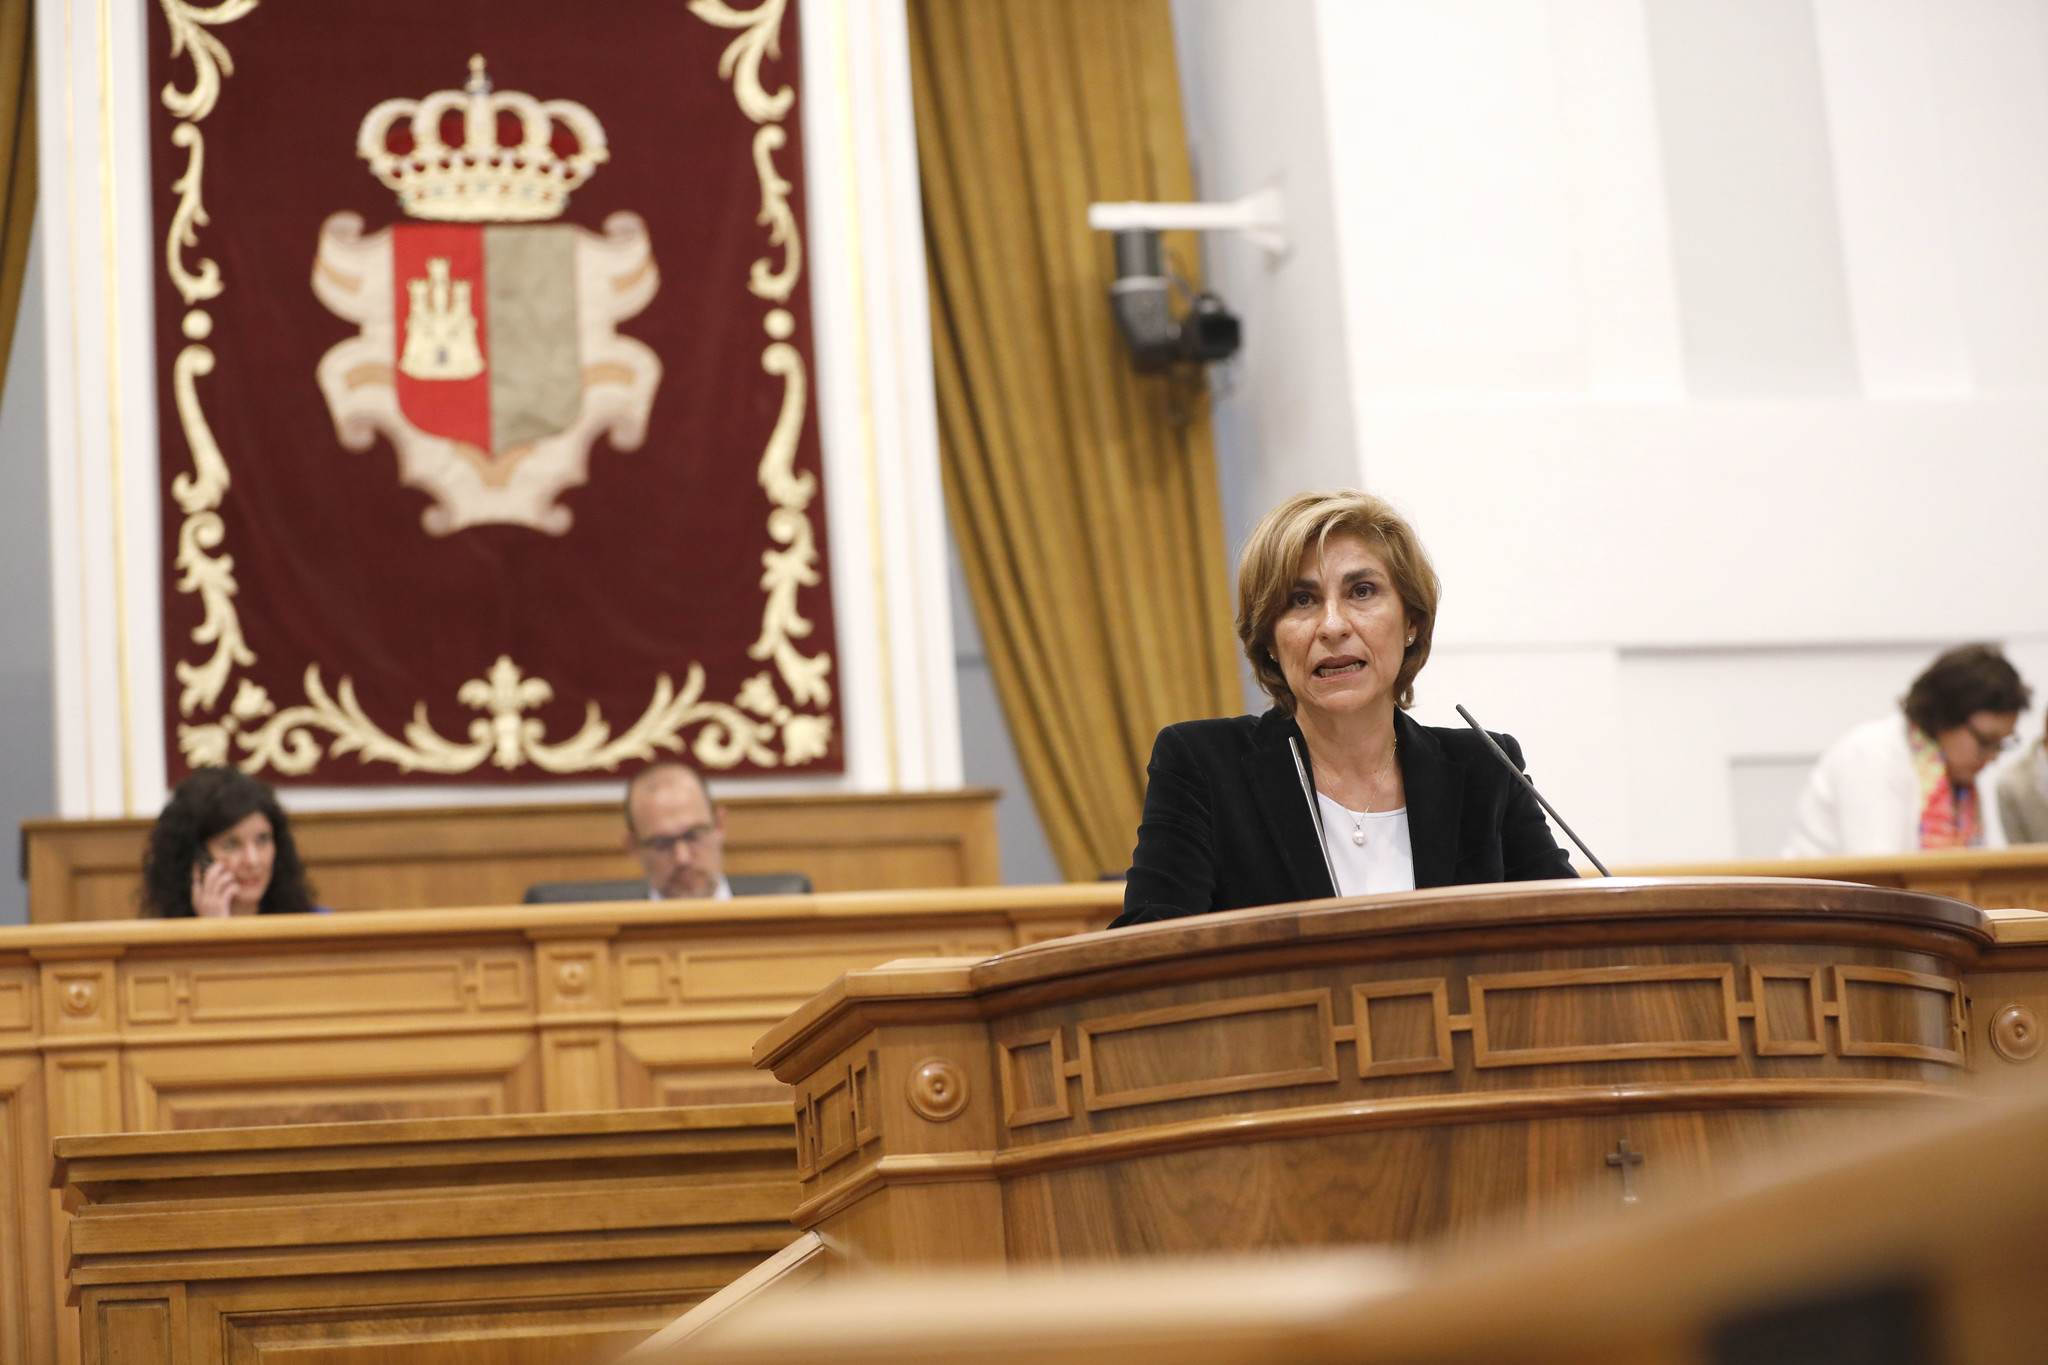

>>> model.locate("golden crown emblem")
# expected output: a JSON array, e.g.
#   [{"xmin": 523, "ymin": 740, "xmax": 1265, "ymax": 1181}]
[{"xmin": 357, "ymin": 56, "xmax": 608, "ymax": 223}]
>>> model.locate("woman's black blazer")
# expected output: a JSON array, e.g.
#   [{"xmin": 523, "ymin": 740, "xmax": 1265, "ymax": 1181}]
[{"xmin": 1115, "ymin": 707, "xmax": 1576, "ymax": 927}]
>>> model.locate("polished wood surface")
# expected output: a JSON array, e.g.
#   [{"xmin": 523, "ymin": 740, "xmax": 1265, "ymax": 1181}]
[
  {"xmin": 653, "ymin": 1075, "xmax": 2048, "ymax": 1365},
  {"xmin": 620, "ymin": 1232, "xmax": 826, "ymax": 1361},
  {"xmin": 753, "ymin": 878, "xmax": 2010, "ymax": 1268},
  {"xmin": 0, "ymin": 884, "xmax": 1119, "ymax": 1365},
  {"xmin": 1615, "ymin": 843, "xmax": 2048, "ymax": 910},
  {"xmin": 57, "ymin": 1105, "xmax": 800, "ymax": 1365},
  {"xmin": 22, "ymin": 788, "xmax": 1002, "ymax": 922}
]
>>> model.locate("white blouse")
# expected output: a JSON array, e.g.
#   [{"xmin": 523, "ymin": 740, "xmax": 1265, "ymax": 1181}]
[{"xmin": 1315, "ymin": 792, "xmax": 1416, "ymax": 896}]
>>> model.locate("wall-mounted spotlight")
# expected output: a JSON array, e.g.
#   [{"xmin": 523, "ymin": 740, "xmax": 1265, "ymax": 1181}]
[{"xmin": 1086, "ymin": 188, "xmax": 1287, "ymax": 374}]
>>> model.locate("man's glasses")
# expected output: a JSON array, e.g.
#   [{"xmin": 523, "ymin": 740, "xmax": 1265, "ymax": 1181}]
[{"xmin": 635, "ymin": 824, "xmax": 717, "ymax": 858}]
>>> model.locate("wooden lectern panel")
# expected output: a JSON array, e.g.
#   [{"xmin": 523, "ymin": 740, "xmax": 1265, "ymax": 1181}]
[
  {"xmin": 646, "ymin": 1077, "xmax": 2048, "ymax": 1365},
  {"xmin": 59, "ymin": 1106, "xmax": 801, "ymax": 1365},
  {"xmin": 753, "ymin": 878, "xmax": 1998, "ymax": 1267}
]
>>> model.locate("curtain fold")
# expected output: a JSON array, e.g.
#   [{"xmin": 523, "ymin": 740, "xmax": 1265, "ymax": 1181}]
[
  {"xmin": 909, "ymin": 0, "xmax": 1240, "ymax": 881},
  {"xmin": 0, "ymin": 0, "xmax": 32, "ymax": 390}
]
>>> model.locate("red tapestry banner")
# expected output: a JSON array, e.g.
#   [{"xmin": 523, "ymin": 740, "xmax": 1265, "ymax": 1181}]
[{"xmin": 147, "ymin": 0, "xmax": 842, "ymax": 786}]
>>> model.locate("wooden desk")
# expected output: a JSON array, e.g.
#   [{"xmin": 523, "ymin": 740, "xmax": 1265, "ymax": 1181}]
[
  {"xmin": 1615, "ymin": 844, "xmax": 2048, "ymax": 911},
  {"xmin": 753, "ymin": 878, "xmax": 2002, "ymax": 1267},
  {"xmin": 21, "ymin": 788, "xmax": 1002, "ymax": 922},
  {"xmin": 0, "ymin": 884, "xmax": 1120, "ymax": 1365},
  {"xmin": 653, "ymin": 1075, "xmax": 2048, "ymax": 1365},
  {"xmin": 57, "ymin": 1105, "xmax": 800, "ymax": 1365}
]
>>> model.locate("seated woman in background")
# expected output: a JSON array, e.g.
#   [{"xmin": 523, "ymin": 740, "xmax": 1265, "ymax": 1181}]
[
  {"xmin": 1783, "ymin": 644, "xmax": 2032, "ymax": 858},
  {"xmin": 142, "ymin": 768, "xmax": 320, "ymax": 917},
  {"xmin": 1115, "ymin": 490, "xmax": 1573, "ymax": 927}
]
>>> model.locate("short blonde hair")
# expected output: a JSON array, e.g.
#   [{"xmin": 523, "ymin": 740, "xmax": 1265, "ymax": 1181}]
[{"xmin": 1237, "ymin": 490, "xmax": 1441, "ymax": 713}]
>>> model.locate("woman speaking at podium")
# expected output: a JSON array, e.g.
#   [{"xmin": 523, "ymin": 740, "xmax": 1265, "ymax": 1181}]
[{"xmin": 1115, "ymin": 490, "xmax": 1573, "ymax": 927}]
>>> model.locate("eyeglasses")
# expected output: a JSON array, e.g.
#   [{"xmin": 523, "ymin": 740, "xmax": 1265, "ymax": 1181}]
[
  {"xmin": 634, "ymin": 823, "xmax": 717, "ymax": 858},
  {"xmin": 1968, "ymin": 725, "xmax": 2016, "ymax": 756}
]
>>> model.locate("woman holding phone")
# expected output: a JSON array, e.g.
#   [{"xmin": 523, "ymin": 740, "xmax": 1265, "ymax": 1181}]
[{"xmin": 142, "ymin": 768, "xmax": 321, "ymax": 917}]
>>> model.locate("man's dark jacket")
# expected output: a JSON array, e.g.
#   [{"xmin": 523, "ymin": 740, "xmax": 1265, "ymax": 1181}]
[{"xmin": 1115, "ymin": 707, "xmax": 1576, "ymax": 927}]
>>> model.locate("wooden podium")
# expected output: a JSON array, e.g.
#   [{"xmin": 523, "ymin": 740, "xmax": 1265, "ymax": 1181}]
[
  {"xmin": 644, "ymin": 1076, "xmax": 2048, "ymax": 1365},
  {"xmin": 751, "ymin": 878, "xmax": 1996, "ymax": 1267}
]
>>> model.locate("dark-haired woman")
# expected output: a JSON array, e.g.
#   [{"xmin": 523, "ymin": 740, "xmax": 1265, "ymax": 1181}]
[
  {"xmin": 142, "ymin": 768, "xmax": 321, "ymax": 918},
  {"xmin": 1783, "ymin": 644, "xmax": 2033, "ymax": 856}
]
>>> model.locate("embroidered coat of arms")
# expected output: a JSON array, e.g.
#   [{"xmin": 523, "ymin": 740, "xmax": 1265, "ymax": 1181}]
[{"xmin": 314, "ymin": 56, "xmax": 661, "ymax": 535}]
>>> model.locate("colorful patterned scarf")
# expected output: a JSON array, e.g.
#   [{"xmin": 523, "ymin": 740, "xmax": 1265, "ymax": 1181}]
[{"xmin": 1908, "ymin": 725, "xmax": 1982, "ymax": 850}]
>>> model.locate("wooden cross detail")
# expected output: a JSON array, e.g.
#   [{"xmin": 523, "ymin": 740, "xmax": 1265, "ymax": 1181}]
[{"xmin": 1605, "ymin": 1138, "xmax": 1644, "ymax": 1203}]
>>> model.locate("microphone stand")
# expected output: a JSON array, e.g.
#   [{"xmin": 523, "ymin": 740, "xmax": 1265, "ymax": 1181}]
[{"xmin": 1455, "ymin": 704, "xmax": 1612, "ymax": 877}]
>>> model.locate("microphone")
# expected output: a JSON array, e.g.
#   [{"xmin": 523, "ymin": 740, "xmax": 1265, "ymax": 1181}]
[{"xmin": 1454, "ymin": 704, "xmax": 1611, "ymax": 877}]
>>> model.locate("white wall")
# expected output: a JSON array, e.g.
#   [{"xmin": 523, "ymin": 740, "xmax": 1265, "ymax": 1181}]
[
  {"xmin": 1170, "ymin": 0, "xmax": 1360, "ymax": 568},
  {"xmin": 1175, "ymin": 0, "xmax": 2048, "ymax": 865}
]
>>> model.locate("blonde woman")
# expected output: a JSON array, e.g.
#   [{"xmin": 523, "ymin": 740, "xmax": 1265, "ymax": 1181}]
[{"xmin": 1117, "ymin": 491, "xmax": 1573, "ymax": 927}]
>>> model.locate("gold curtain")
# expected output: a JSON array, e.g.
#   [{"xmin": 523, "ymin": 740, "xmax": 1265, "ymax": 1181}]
[
  {"xmin": 908, "ymin": 0, "xmax": 1240, "ymax": 881},
  {"xmin": 0, "ymin": 0, "xmax": 32, "ymax": 387}
]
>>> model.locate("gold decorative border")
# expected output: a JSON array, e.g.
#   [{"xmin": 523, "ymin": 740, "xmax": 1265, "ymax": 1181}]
[{"xmin": 160, "ymin": 0, "xmax": 836, "ymax": 777}]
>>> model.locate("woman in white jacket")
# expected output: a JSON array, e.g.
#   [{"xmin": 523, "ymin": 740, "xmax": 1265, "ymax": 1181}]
[{"xmin": 1784, "ymin": 644, "xmax": 2031, "ymax": 857}]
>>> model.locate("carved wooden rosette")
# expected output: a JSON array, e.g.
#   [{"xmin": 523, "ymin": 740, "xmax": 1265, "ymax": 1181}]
[{"xmin": 755, "ymin": 879, "xmax": 2004, "ymax": 1268}]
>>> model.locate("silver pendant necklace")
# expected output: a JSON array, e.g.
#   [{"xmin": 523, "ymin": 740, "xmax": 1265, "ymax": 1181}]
[{"xmin": 1339, "ymin": 749, "xmax": 1398, "ymax": 845}]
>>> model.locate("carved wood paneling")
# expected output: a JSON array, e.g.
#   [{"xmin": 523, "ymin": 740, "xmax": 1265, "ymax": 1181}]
[
  {"xmin": 0, "ymin": 968, "xmax": 32, "ymax": 1034},
  {"xmin": 1078, "ymin": 990, "xmax": 1340, "ymax": 1112},
  {"xmin": 542, "ymin": 1031, "xmax": 621, "ymax": 1111},
  {"xmin": 49, "ymin": 1054, "xmax": 125, "ymax": 1136},
  {"xmin": 80, "ymin": 1287, "xmax": 184, "ymax": 1365},
  {"xmin": 119, "ymin": 953, "xmax": 534, "ymax": 1031},
  {"xmin": 0, "ymin": 1057, "xmax": 51, "ymax": 1365},
  {"xmin": 756, "ymin": 881, "xmax": 2009, "ymax": 1273},
  {"xmin": 218, "ymin": 1295, "xmax": 693, "ymax": 1365},
  {"xmin": 618, "ymin": 1025, "xmax": 798, "ymax": 1110},
  {"xmin": 124, "ymin": 1034, "xmax": 541, "ymax": 1132},
  {"xmin": 1469, "ymin": 965, "xmax": 1742, "ymax": 1068},
  {"xmin": 1352, "ymin": 979, "xmax": 1455, "ymax": 1078},
  {"xmin": 1000, "ymin": 1029, "xmax": 1073, "ymax": 1127},
  {"xmin": 1833, "ymin": 965, "xmax": 1965, "ymax": 1065},
  {"xmin": 1748, "ymin": 966, "xmax": 1827, "ymax": 1056},
  {"xmin": 806, "ymin": 1063, "xmax": 859, "ymax": 1175},
  {"xmin": 0, "ymin": 886, "xmax": 1118, "ymax": 1365},
  {"xmin": 61, "ymin": 1106, "xmax": 798, "ymax": 1365},
  {"xmin": 975, "ymin": 953, "xmax": 1978, "ymax": 1147}
]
